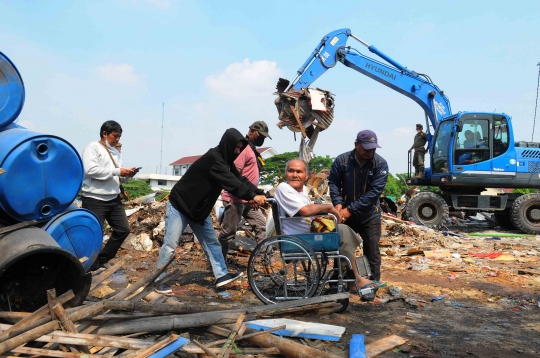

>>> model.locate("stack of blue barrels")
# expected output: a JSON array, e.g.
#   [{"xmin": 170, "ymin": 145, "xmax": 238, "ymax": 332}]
[{"xmin": 0, "ymin": 52, "xmax": 102, "ymax": 311}]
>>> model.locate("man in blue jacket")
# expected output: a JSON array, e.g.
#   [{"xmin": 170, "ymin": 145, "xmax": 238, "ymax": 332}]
[{"xmin": 329, "ymin": 130, "xmax": 389, "ymax": 300}]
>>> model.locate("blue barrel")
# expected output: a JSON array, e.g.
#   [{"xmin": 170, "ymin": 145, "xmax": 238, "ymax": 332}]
[
  {"xmin": 0, "ymin": 123, "xmax": 84, "ymax": 221},
  {"xmin": 42, "ymin": 205, "xmax": 103, "ymax": 272},
  {"xmin": 0, "ymin": 52, "xmax": 25, "ymax": 130}
]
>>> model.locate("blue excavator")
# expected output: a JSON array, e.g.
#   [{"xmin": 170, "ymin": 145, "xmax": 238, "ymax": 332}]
[{"xmin": 275, "ymin": 28, "xmax": 540, "ymax": 234}]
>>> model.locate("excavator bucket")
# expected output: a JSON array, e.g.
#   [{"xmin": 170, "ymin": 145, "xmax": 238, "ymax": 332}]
[{"xmin": 274, "ymin": 79, "xmax": 335, "ymax": 137}]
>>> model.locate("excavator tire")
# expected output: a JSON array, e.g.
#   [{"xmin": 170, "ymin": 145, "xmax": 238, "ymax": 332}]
[
  {"xmin": 494, "ymin": 209, "xmax": 515, "ymax": 230},
  {"xmin": 405, "ymin": 192, "xmax": 449, "ymax": 229},
  {"xmin": 510, "ymin": 193, "xmax": 540, "ymax": 234}
]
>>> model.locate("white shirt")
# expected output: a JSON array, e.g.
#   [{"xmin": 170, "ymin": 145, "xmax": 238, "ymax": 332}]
[
  {"xmin": 274, "ymin": 182, "xmax": 312, "ymax": 234},
  {"xmin": 81, "ymin": 141, "xmax": 122, "ymax": 201}
]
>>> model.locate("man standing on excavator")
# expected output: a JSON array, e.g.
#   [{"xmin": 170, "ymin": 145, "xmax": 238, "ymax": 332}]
[{"xmin": 408, "ymin": 124, "xmax": 428, "ymax": 178}]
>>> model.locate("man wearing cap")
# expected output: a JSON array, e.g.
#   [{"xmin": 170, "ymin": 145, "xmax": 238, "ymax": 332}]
[
  {"xmin": 328, "ymin": 130, "xmax": 389, "ymax": 301},
  {"xmin": 218, "ymin": 121, "xmax": 271, "ymax": 260},
  {"xmin": 408, "ymin": 124, "xmax": 428, "ymax": 178}
]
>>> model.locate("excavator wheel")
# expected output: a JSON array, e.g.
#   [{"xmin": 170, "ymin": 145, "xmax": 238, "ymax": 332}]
[
  {"xmin": 494, "ymin": 209, "xmax": 515, "ymax": 230},
  {"xmin": 510, "ymin": 193, "xmax": 540, "ymax": 234},
  {"xmin": 405, "ymin": 192, "xmax": 449, "ymax": 229}
]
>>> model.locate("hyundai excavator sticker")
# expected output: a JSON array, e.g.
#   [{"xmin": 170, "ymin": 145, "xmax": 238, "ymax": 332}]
[{"xmin": 434, "ymin": 100, "xmax": 447, "ymax": 116}]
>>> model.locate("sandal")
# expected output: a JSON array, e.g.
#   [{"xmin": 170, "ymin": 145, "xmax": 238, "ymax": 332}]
[
  {"xmin": 351, "ymin": 281, "xmax": 387, "ymax": 295},
  {"xmin": 360, "ymin": 280, "xmax": 387, "ymax": 291}
]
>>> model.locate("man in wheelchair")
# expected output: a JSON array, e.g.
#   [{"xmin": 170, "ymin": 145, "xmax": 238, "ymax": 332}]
[{"xmin": 274, "ymin": 158, "xmax": 386, "ymax": 297}]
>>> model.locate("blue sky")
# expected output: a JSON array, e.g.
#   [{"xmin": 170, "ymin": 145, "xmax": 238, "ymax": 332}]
[{"xmin": 1, "ymin": 0, "xmax": 539, "ymax": 174}]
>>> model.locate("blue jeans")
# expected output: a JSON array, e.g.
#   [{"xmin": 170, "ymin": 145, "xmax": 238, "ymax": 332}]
[{"xmin": 156, "ymin": 201, "xmax": 229, "ymax": 280}]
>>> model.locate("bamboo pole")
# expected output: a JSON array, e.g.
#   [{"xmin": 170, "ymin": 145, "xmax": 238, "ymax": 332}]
[
  {"xmin": 192, "ymin": 340, "xmax": 220, "ymax": 358},
  {"xmin": 221, "ymin": 313, "xmax": 245, "ymax": 358},
  {"xmin": 0, "ymin": 301, "xmax": 104, "ymax": 355},
  {"xmin": 206, "ymin": 325, "xmax": 286, "ymax": 347},
  {"xmin": 209, "ymin": 325, "xmax": 341, "ymax": 358}
]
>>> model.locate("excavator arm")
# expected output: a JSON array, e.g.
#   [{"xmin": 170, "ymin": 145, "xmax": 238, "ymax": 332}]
[{"xmin": 287, "ymin": 28, "xmax": 451, "ymax": 135}]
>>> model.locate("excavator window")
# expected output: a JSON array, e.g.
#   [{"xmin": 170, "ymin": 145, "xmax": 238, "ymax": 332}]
[
  {"xmin": 454, "ymin": 119, "xmax": 490, "ymax": 165},
  {"xmin": 493, "ymin": 118, "xmax": 509, "ymax": 157},
  {"xmin": 432, "ymin": 121, "xmax": 453, "ymax": 174}
]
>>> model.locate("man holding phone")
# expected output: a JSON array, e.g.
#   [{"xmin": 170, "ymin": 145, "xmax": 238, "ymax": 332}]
[{"xmin": 81, "ymin": 120, "xmax": 137, "ymax": 271}]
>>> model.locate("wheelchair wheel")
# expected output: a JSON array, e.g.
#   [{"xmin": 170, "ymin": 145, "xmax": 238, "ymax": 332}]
[{"xmin": 247, "ymin": 235, "xmax": 320, "ymax": 304}]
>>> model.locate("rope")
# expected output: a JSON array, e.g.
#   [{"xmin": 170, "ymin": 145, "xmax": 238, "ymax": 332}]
[{"xmin": 532, "ymin": 63, "xmax": 540, "ymax": 141}]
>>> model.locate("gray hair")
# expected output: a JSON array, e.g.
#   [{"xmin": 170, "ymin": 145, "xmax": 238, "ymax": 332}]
[{"xmin": 285, "ymin": 158, "xmax": 309, "ymax": 173}]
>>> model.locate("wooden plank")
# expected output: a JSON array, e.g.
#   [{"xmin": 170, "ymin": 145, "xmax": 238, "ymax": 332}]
[
  {"xmin": 12, "ymin": 346, "xmax": 104, "ymax": 358},
  {"xmin": 290, "ymin": 105, "xmax": 307, "ymax": 138},
  {"xmin": 132, "ymin": 334, "xmax": 177, "ymax": 358},
  {"xmin": 365, "ymin": 335, "xmax": 408, "ymax": 358}
]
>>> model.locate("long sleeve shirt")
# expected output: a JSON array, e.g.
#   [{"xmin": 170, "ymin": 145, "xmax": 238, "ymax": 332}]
[
  {"xmin": 329, "ymin": 150, "xmax": 389, "ymax": 222},
  {"xmin": 81, "ymin": 141, "xmax": 122, "ymax": 201}
]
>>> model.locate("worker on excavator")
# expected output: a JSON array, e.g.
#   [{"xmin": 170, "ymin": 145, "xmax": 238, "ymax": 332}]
[{"xmin": 408, "ymin": 124, "xmax": 428, "ymax": 178}]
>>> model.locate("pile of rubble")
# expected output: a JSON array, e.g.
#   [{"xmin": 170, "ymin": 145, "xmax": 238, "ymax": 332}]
[{"xmin": 0, "ymin": 256, "xmax": 409, "ymax": 357}]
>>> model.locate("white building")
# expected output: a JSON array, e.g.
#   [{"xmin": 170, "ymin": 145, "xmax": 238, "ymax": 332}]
[{"xmin": 136, "ymin": 174, "xmax": 180, "ymax": 191}]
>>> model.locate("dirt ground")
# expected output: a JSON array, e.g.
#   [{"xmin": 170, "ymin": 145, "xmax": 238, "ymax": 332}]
[{"xmin": 106, "ymin": 203, "xmax": 540, "ymax": 358}]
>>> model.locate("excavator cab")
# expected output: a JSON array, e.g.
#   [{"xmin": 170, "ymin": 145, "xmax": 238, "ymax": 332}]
[{"xmin": 425, "ymin": 112, "xmax": 514, "ymax": 187}]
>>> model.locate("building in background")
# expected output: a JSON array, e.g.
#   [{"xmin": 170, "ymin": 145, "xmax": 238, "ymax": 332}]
[
  {"xmin": 170, "ymin": 147, "xmax": 278, "ymax": 176},
  {"xmin": 136, "ymin": 174, "xmax": 180, "ymax": 191}
]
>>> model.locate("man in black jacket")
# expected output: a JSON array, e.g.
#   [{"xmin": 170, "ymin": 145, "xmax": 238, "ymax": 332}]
[
  {"xmin": 329, "ymin": 130, "xmax": 389, "ymax": 300},
  {"xmin": 155, "ymin": 128, "xmax": 267, "ymax": 294}
]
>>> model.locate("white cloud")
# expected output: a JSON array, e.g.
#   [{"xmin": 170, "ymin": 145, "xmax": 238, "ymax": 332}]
[
  {"xmin": 205, "ymin": 58, "xmax": 283, "ymax": 100},
  {"xmin": 96, "ymin": 63, "xmax": 141, "ymax": 85}
]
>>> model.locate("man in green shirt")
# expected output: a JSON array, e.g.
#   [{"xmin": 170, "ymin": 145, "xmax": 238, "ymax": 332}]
[{"xmin": 408, "ymin": 124, "xmax": 428, "ymax": 178}]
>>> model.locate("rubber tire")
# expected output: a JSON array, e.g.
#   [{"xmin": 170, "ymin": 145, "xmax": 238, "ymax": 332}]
[
  {"xmin": 494, "ymin": 209, "xmax": 515, "ymax": 230},
  {"xmin": 405, "ymin": 192, "xmax": 449, "ymax": 229},
  {"xmin": 510, "ymin": 193, "xmax": 540, "ymax": 234}
]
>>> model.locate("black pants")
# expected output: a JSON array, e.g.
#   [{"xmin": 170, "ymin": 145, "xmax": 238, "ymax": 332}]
[
  {"xmin": 82, "ymin": 196, "xmax": 130, "ymax": 267},
  {"xmin": 344, "ymin": 212, "xmax": 382, "ymax": 281}
]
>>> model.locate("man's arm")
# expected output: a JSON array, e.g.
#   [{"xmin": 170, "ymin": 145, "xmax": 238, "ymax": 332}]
[
  {"xmin": 210, "ymin": 162, "xmax": 264, "ymax": 203},
  {"xmin": 347, "ymin": 161, "xmax": 389, "ymax": 215},
  {"xmin": 298, "ymin": 203, "xmax": 340, "ymax": 219},
  {"xmin": 328, "ymin": 157, "xmax": 345, "ymax": 207}
]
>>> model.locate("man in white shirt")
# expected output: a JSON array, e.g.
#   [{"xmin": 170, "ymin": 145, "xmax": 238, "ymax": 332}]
[
  {"xmin": 274, "ymin": 158, "xmax": 386, "ymax": 294},
  {"xmin": 81, "ymin": 121, "xmax": 136, "ymax": 270}
]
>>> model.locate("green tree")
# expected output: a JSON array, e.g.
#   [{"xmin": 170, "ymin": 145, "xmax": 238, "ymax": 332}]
[
  {"xmin": 260, "ymin": 152, "xmax": 335, "ymax": 185},
  {"xmin": 383, "ymin": 173, "xmax": 409, "ymax": 199},
  {"xmin": 260, "ymin": 151, "xmax": 299, "ymax": 185},
  {"xmin": 309, "ymin": 155, "xmax": 334, "ymax": 171}
]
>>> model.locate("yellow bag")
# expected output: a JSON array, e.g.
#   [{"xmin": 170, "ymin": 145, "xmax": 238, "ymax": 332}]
[{"xmin": 310, "ymin": 217, "xmax": 336, "ymax": 233}]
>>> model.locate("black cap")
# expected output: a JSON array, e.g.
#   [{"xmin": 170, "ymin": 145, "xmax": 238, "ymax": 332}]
[
  {"xmin": 355, "ymin": 130, "xmax": 381, "ymax": 149},
  {"xmin": 416, "ymin": 124, "xmax": 423, "ymax": 129},
  {"xmin": 250, "ymin": 121, "xmax": 272, "ymax": 139}
]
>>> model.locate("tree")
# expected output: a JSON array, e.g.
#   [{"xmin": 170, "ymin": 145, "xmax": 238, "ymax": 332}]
[
  {"xmin": 260, "ymin": 152, "xmax": 336, "ymax": 185},
  {"xmin": 383, "ymin": 173, "xmax": 409, "ymax": 199},
  {"xmin": 260, "ymin": 151, "xmax": 298, "ymax": 185}
]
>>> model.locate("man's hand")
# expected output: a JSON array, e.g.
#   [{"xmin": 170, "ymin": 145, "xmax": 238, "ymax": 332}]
[
  {"xmin": 120, "ymin": 167, "xmax": 136, "ymax": 177},
  {"xmin": 252, "ymin": 195, "xmax": 266, "ymax": 206},
  {"xmin": 328, "ymin": 206, "xmax": 342, "ymax": 222},
  {"xmin": 335, "ymin": 204, "xmax": 342, "ymax": 212},
  {"xmin": 340, "ymin": 207, "xmax": 352, "ymax": 222}
]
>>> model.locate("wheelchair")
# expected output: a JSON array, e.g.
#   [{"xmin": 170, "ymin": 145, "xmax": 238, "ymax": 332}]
[{"xmin": 247, "ymin": 199, "xmax": 372, "ymax": 312}]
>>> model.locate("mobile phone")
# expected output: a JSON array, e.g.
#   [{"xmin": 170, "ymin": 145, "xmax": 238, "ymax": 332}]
[{"xmin": 135, "ymin": 167, "xmax": 142, "ymax": 172}]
